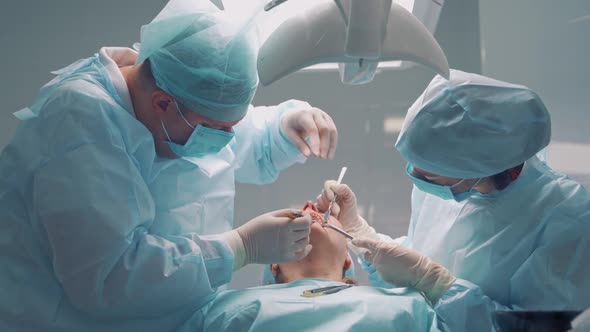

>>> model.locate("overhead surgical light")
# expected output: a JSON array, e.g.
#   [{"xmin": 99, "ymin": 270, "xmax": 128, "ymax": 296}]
[{"xmin": 256, "ymin": 0, "xmax": 449, "ymax": 85}]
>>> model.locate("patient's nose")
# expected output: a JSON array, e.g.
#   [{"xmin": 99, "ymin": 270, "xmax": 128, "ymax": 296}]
[{"xmin": 303, "ymin": 200, "xmax": 318, "ymax": 212}]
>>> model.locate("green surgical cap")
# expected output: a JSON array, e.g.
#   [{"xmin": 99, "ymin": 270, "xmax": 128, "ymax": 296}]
[
  {"xmin": 136, "ymin": 0, "xmax": 261, "ymax": 122},
  {"xmin": 396, "ymin": 69, "xmax": 551, "ymax": 178}
]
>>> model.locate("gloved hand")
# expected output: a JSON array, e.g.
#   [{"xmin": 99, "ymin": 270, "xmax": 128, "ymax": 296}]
[
  {"xmin": 353, "ymin": 237, "xmax": 456, "ymax": 304},
  {"xmin": 280, "ymin": 107, "xmax": 338, "ymax": 159},
  {"xmin": 316, "ymin": 180, "xmax": 378, "ymax": 240},
  {"xmin": 224, "ymin": 209, "xmax": 312, "ymax": 270}
]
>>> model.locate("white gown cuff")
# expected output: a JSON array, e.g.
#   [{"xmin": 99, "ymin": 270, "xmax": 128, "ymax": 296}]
[{"xmin": 223, "ymin": 230, "xmax": 247, "ymax": 271}]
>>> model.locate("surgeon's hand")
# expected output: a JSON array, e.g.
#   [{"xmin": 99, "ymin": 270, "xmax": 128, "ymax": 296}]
[
  {"xmin": 353, "ymin": 237, "xmax": 456, "ymax": 303},
  {"xmin": 317, "ymin": 180, "xmax": 378, "ymax": 239},
  {"xmin": 224, "ymin": 209, "xmax": 312, "ymax": 270},
  {"xmin": 280, "ymin": 108, "xmax": 338, "ymax": 159}
]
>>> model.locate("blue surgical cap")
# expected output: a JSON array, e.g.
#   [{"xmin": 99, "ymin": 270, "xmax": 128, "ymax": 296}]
[
  {"xmin": 136, "ymin": 0, "xmax": 260, "ymax": 122},
  {"xmin": 395, "ymin": 69, "xmax": 551, "ymax": 179},
  {"xmin": 261, "ymin": 254, "xmax": 356, "ymax": 285}
]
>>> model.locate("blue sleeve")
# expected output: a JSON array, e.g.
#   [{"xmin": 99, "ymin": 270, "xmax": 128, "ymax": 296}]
[
  {"xmin": 33, "ymin": 142, "xmax": 234, "ymax": 319},
  {"xmin": 360, "ymin": 259, "xmax": 505, "ymax": 332},
  {"xmin": 435, "ymin": 214, "xmax": 590, "ymax": 332},
  {"xmin": 360, "ymin": 252, "xmax": 498, "ymax": 331},
  {"xmin": 434, "ymin": 279, "xmax": 510, "ymax": 332},
  {"xmin": 231, "ymin": 100, "xmax": 308, "ymax": 185}
]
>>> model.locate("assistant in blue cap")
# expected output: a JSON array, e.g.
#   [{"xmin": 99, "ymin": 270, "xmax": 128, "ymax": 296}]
[
  {"xmin": 396, "ymin": 69, "xmax": 551, "ymax": 179},
  {"xmin": 319, "ymin": 69, "xmax": 590, "ymax": 332}
]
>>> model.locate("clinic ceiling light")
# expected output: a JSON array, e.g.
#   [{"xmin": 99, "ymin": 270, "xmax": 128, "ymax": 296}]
[{"xmin": 383, "ymin": 115, "xmax": 405, "ymax": 134}]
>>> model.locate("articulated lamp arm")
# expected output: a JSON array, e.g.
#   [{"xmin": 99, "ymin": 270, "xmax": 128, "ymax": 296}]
[{"xmin": 258, "ymin": 0, "xmax": 449, "ymax": 85}]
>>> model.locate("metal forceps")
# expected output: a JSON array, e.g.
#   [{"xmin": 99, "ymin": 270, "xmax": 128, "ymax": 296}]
[{"xmin": 301, "ymin": 284, "xmax": 352, "ymax": 297}]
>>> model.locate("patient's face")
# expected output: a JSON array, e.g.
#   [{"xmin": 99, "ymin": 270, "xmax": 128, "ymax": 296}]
[
  {"xmin": 271, "ymin": 201, "xmax": 351, "ymax": 283},
  {"xmin": 301, "ymin": 201, "xmax": 348, "ymax": 253}
]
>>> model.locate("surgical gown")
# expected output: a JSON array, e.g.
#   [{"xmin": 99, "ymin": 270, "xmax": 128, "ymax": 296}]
[
  {"xmin": 0, "ymin": 47, "xmax": 306, "ymax": 331},
  {"xmin": 366, "ymin": 155, "xmax": 590, "ymax": 331},
  {"xmin": 192, "ymin": 278, "xmax": 443, "ymax": 331}
]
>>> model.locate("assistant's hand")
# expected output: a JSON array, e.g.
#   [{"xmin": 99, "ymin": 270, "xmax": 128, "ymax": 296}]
[
  {"xmin": 353, "ymin": 237, "xmax": 456, "ymax": 303},
  {"xmin": 226, "ymin": 209, "xmax": 312, "ymax": 269},
  {"xmin": 317, "ymin": 180, "xmax": 359, "ymax": 228},
  {"xmin": 317, "ymin": 180, "xmax": 378, "ymax": 239},
  {"xmin": 280, "ymin": 108, "xmax": 337, "ymax": 159}
]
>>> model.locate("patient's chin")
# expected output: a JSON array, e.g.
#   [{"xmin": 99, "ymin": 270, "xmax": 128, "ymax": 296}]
[{"xmin": 309, "ymin": 223, "xmax": 326, "ymax": 239}]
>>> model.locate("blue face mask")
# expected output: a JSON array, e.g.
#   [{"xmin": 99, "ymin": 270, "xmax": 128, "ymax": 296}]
[
  {"xmin": 406, "ymin": 163, "xmax": 482, "ymax": 202},
  {"xmin": 161, "ymin": 101, "xmax": 235, "ymax": 158}
]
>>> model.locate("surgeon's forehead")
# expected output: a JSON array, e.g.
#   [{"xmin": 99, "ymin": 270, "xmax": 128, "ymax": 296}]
[
  {"xmin": 413, "ymin": 166, "xmax": 447, "ymax": 178},
  {"xmin": 181, "ymin": 106, "xmax": 243, "ymax": 127}
]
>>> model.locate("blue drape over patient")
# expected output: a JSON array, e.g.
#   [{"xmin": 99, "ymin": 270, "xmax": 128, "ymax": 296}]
[{"xmin": 190, "ymin": 279, "xmax": 443, "ymax": 331}]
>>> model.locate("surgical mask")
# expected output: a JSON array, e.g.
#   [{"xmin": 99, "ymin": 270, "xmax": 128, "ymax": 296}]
[
  {"xmin": 406, "ymin": 163, "xmax": 482, "ymax": 202},
  {"xmin": 161, "ymin": 101, "xmax": 235, "ymax": 158}
]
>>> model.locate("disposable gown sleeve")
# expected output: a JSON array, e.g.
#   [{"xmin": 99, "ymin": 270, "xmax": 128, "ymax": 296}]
[
  {"xmin": 362, "ymin": 227, "xmax": 590, "ymax": 331},
  {"xmin": 359, "ymin": 233, "xmax": 505, "ymax": 331},
  {"xmin": 361, "ymin": 259, "xmax": 506, "ymax": 331},
  {"xmin": 33, "ymin": 142, "xmax": 234, "ymax": 319},
  {"xmin": 435, "ymin": 209, "xmax": 590, "ymax": 332},
  {"xmin": 232, "ymin": 100, "xmax": 308, "ymax": 185}
]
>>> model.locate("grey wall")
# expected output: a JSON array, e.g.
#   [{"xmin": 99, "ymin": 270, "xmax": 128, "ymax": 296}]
[
  {"xmin": 0, "ymin": 0, "xmax": 168, "ymax": 146},
  {"xmin": 0, "ymin": 0, "xmax": 482, "ymax": 289},
  {"xmin": 479, "ymin": 0, "xmax": 590, "ymax": 185}
]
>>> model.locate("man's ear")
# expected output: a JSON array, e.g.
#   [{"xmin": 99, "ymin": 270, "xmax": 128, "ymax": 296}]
[
  {"xmin": 343, "ymin": 256, "xmax": 352, "ymax": 272},
  {"xmin": 270, "ymin": 264, "xmax": 280, "ymax": 277},
  {"xmin": 152, "ymin": 90, "xmax": 172, "ymax": 115}
]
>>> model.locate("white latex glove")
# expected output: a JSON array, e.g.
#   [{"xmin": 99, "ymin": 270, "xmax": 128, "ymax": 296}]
[
  {"xmin": 280, "ymin": 107, "xmax": 338, "ymax": 159},
  {"xmin": 316, "ymin": 180, "xmax": 378, "ymax": 239},
  {"xmin": 224, "ymin": 209, "xmax": 312, "ymax": 270},
  {"xmin": 353, "ymin": 237, "xmax": 456, "ymax": 304}
]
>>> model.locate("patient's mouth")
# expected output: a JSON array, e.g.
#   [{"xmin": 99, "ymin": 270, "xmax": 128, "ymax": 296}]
[{"xmin": 304, "ymin": 208, "xmax": 325, "ymax": 224}]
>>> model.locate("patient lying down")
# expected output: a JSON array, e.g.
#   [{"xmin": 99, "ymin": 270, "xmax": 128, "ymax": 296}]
[
  {"xmin": 196, "ymin": 202, "xmax": 443, "ymax": 331},
  {"xmin": 271, "ymin": 201, "xmax": 354, "ymax": 285}
]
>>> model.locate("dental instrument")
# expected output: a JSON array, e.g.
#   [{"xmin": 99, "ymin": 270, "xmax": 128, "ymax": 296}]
[
  {"xmin": 281, "ymin": 211, "xmax": 304, "ymax": 219},
  {"xmin": 301, "ymin": 284, "xmax": 353, "ymax": 297},
  {"xmin": 324, "ymin": 223, "xmax": 354, "ymax": 239},
  {"xmin": 323, "ymin": 166, "xmax": 347, "ymax": 226}
]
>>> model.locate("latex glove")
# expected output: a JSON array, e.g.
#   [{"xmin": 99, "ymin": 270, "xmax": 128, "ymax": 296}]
[
  {"xmin": 353, "ymin": 237, "xmax": 456, "ymax": 304},
  {"xmin": 280, "ymin": 107, "xmax": 338, "ymax": 159},
  {"xmin": 224, "ymin": 209, "xmax": 312, "ymax": 270},
  {"xmin": 316, "ymin": 180, "xmax": 378, "ymax": 239}
]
